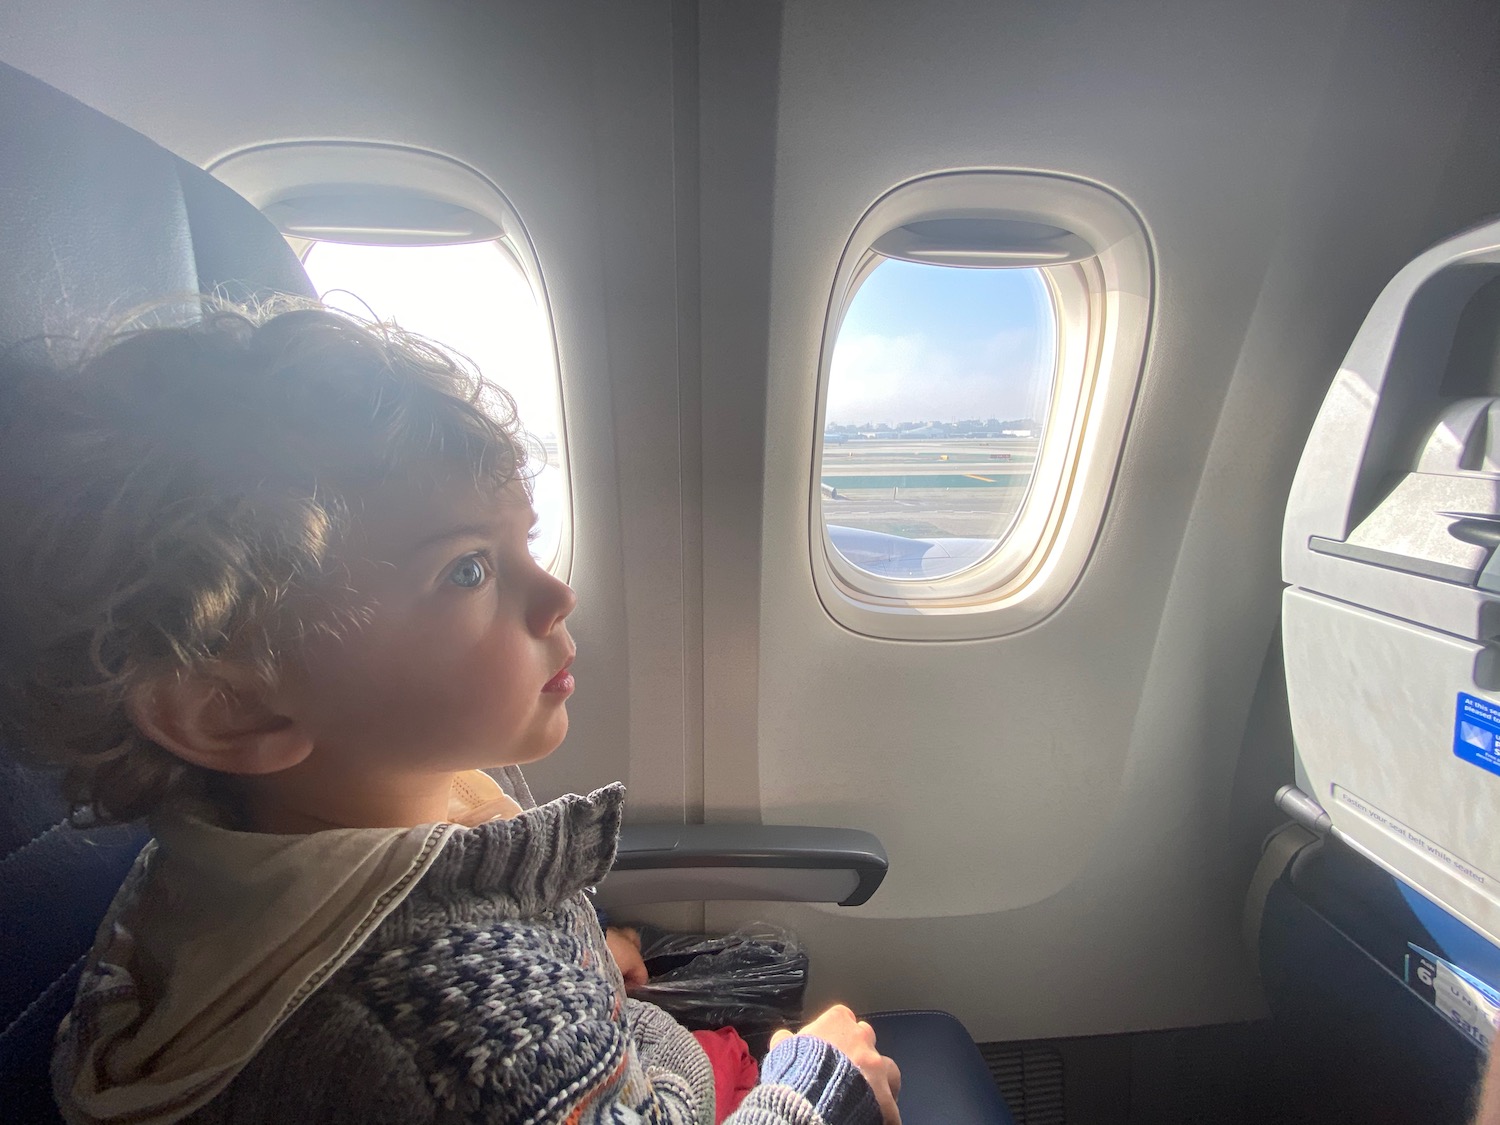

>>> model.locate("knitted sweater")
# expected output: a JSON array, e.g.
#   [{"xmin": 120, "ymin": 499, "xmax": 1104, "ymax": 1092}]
[{"xmin": 181, "ymin": 784, "xmax": 882, "ymax": 1125}]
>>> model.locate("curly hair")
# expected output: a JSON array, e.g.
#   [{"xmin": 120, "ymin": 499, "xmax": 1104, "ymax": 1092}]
[{"xmin": 0, "ymin": 299, "xmax": 529, "ymax": 825}]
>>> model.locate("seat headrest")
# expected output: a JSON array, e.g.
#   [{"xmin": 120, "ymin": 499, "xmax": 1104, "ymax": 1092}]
[{"xmin": 0, "ymin": 61, "xmax": 312, "ymax": 357}]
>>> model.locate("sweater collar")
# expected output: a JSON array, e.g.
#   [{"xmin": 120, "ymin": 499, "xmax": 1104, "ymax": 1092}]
[
  {"xmin": 393, "ymin": 782, "xmax": 626, "ymax": 922},
  {"xmin": 52, "ymin": 775, "xmax": 622, "ymax": 1125}
]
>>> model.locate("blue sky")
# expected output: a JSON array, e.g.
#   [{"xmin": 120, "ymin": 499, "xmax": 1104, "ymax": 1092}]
[{"xmin": 827, "ymin": 259, "xmax": 1056, "ymax": 426}]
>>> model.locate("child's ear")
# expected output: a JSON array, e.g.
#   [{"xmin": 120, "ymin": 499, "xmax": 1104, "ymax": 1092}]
[{"xmin": 126, "ymin": 665, "xmax": 314, "ymax": 776}]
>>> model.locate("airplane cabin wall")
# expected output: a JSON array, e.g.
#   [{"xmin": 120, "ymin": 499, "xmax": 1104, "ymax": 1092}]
[
  {"xmin": 4, "ymin": 0, "xmax": 1500, "ymax": 1043},
  {"xmin": 706, "ymin": 0, "xmax": 1500, "ymax": 1039}
]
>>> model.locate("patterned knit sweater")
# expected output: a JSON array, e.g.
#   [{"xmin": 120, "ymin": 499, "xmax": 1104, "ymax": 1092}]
[{"xmin": 183, "ymin": 784, "xmax": 882, "ymax": 1125}]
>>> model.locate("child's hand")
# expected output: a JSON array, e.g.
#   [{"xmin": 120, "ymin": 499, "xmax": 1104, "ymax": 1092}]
[
  {"xmin": 771, "ymin": 1004, "xmax": 901, "ymax": 1125},
  {"xmin": 605, "ymin": 926, "xmax": 648, "ymax": 988}
]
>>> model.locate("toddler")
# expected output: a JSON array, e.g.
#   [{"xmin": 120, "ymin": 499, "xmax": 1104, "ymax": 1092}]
[{"xmin": 0, "ymin": 303, "xmax": 900, "ymax": 1125}]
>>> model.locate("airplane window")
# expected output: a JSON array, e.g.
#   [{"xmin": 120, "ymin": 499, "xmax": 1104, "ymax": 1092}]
[
  {"xmin": 811, "ymin": 172, "xmax": 1149, "ymax": 639},
  {"xmin": 821, "ymin": 259, "xmax": 1057, "ymax": 580},
  {"xmin": 301, "ymin": 240, "xmax": 567, "ymax": 570}
]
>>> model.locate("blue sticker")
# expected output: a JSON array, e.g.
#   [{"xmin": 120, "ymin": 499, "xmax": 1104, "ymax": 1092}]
[{"xmin": 1455, "ymin": 693, "xmax": 1500, "ymax": 778}]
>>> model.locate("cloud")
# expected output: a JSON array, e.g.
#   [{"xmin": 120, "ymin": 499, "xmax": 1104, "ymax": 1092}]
[{"xmin": 827, "ymin": 327, "xmax": 1051, "ymax": 425}]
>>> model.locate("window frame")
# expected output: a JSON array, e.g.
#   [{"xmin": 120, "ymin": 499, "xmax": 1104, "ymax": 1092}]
[
  {"xmin": 809, "ymin": 171, "xmax": 1152, "ymax": 641},
  {"xmin": 209, "ymin": 142, "xmax": 574, "ymax": 579}
]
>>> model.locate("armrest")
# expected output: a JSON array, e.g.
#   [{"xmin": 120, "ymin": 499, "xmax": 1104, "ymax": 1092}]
[{"xmin": 595, "ymin": 824, "xmax": 888, "ymax": 909}]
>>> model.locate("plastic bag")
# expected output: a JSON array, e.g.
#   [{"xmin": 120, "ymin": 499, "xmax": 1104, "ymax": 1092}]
[{"xmin": 629, "ymin": 923, "xmax": 808, "ymax": 1048}]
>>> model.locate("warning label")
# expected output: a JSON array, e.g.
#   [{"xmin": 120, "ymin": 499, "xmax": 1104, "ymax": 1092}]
[{"xmin": 1332, "ymin": 785, "xmax": 1497, "ymax": 893}]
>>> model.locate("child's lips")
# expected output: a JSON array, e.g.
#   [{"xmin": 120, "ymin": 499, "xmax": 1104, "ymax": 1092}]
[{"xmin": 541, "ymin": 656, "xmax": 575, "ymax": 695}]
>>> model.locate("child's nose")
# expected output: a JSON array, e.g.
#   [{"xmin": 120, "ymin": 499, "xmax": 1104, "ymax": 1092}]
[{"xmin": 528, "ymin": 569, "xmax": 576, "ymax": 636}]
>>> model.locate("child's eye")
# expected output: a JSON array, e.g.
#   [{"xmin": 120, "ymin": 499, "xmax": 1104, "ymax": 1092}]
[{"xmin": 447, "ymin": 553, "xmax": 490, "ymax": 589}]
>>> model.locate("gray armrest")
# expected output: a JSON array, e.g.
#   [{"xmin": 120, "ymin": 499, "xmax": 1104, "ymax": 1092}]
[{"xmin": 595, "ymin": 824, "xmax": 888, "ymax": 909}]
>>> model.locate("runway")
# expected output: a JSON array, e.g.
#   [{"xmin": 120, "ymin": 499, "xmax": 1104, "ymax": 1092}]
[{"xmin": 819, "ymin": 437, "xmax": 1038, "ymax": 540}]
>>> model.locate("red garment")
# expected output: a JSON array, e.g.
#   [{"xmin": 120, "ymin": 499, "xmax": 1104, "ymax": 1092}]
[{"xmin": 691, "ymin": 1027, "xmax": 759, "ymax": 1123}]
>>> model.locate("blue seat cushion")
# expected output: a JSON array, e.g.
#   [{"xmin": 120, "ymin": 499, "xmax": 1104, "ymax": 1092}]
[
  {"xmin": 0, "ymin": 762, "xmax": 149, "ymax": 1125},
  {"xmin": 865, "ymin": 1009, "xmax": 1016, "ymax": 1125}
]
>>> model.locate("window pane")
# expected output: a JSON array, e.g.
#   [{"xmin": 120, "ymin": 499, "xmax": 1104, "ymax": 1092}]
[
  {"xmin": 301, "ymin": 241, "xmax": 565, "ymax": 566},
  {"xmin": 822, "ymin": 258, "xmax": 1056, "ymax": 580}
]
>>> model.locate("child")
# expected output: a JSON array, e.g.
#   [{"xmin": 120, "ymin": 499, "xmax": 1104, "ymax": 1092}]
[{"xmin": 0, "ymin": 303, "xmax": 900, "ymax": 1125}]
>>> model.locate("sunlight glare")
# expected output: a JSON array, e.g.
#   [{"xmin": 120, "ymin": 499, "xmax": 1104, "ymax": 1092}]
[{"xmin": 302, "ymin": 241, "xmax": 566, "ymax": 566}]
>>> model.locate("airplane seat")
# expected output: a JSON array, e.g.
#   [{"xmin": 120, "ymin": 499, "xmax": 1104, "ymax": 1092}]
[
  {"xmin": 861, "ymin": 1010, "xmax": 1017, "ymax": 1125},
  {"xmin": 0, "ymin": 759, "xmax": 151, "ymax": 1125},
  {"xmin": 0, "ymin": 60, "xmax": 1015, "ymax": 1125},
  {"xmin": 0, "ymin": 61, "xmax": 313, "ymax": 1123},
  {"xmin": 1258, "ymin": 216, "xmax": 1500, "ymax": 1122},
  {"xmin": 1250, "ymin": 825, "xmax": 1483, "ymax": 1122}
]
